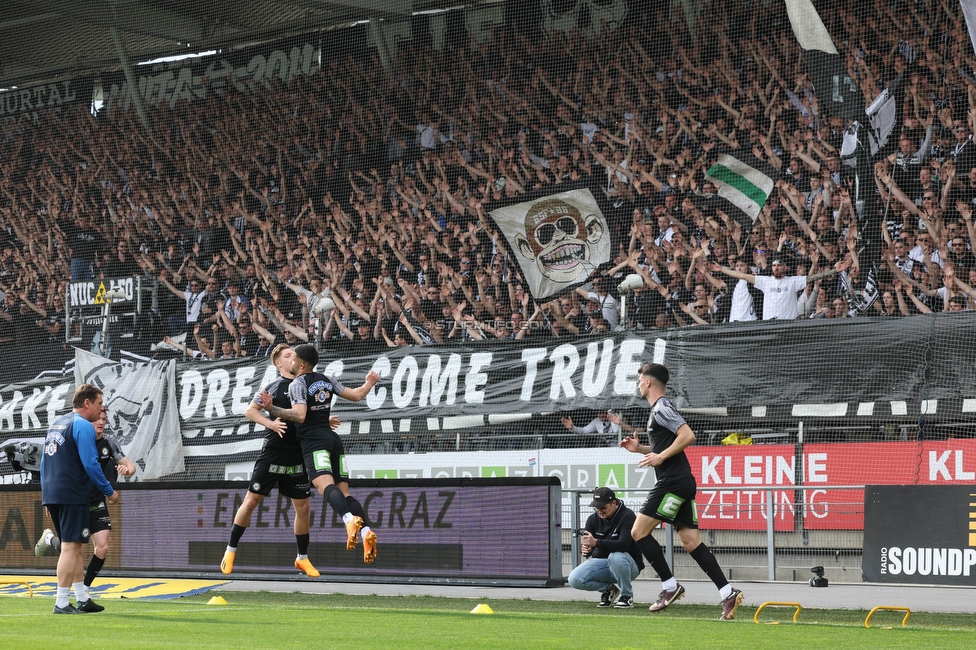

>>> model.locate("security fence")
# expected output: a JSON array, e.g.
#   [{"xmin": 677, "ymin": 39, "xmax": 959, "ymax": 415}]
[{"xmin": 564, "ymin": 486, "xmax": 867, "ymax": 584}]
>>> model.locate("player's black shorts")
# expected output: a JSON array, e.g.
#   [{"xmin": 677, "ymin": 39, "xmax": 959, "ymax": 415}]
[
  {"xmin": 639, "ymin": 477, "xmax": 699, "ymax": 530},
  {"xmin": 248, "ymin": 457, "xmax": 312, "ymax": 499},
  {"xmin": 300, "ymin": 429, "xmax": 349, "ymax": 483},
  {"xmin": 47, "ymin": 503, "xmax": 91, "ymax": 543},
  {"xmin": 89, "ymin": 500, "xmax": 112, "ymax": 534}
]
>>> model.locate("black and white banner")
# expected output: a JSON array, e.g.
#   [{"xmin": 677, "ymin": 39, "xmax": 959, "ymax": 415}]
[
  {"xmin": 74, "ymin": 349, "xmax": 184, "ymax": 480},
  {"xmin": 864, "ymin": 72, "xmax": 905, "ymax": 158},
  {"xmin": 0, "ymin": 77, "xmax": 94, "ymax": 120},
  {"xmin": 102, "ymin": 38, "xmax": 320, "ymax": 112},
  {"xmin": 488, "ymin": 187, "xmax": 612, "ymax": 300},
  {"xmin": 4, "ymin": 313, "xmax": 976, "ymax": 466},
  {"xmin": 785, "ymin": 0, "xmax": 861, "ymax": 119}
]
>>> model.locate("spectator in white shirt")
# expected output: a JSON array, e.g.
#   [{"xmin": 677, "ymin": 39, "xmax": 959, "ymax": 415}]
[{"xmin": 560, "ymin": 410, "xmax": 621, "ymax": 446}]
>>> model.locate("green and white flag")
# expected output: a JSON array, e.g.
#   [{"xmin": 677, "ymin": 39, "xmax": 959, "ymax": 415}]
[{"xmin": 704, "ymin": 153, "xmax": 778, "ymax": 227}]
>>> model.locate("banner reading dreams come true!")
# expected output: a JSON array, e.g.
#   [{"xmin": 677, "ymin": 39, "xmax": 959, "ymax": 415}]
[{"xmin": 5, "ymin": 314, "xmax": 976, "ymax": 468}]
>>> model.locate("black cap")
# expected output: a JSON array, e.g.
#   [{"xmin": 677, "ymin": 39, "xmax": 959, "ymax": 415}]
[{"xmin": 589, "ymin": 487, "xmax": 616, "ymax": 508}]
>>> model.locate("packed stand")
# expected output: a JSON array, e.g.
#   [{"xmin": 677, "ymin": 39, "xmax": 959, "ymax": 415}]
[{"xmin": 1, "ymin": 2, "xmax": 975, "ymax": 366}]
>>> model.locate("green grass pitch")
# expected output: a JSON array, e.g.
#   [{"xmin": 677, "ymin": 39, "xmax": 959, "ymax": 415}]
[{"xmin": 1, "ymin": 592, "xmax": 974, "ymax": 649}]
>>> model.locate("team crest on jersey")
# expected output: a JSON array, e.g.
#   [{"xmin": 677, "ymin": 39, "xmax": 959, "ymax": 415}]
[
  {"xmin": 308, "ymin": 380, "xmax": 332, "ymax": 404},
  {"xmin": 101, "ymin": 447, "xmax": 109, "ymax": 457},
  {"xmin": 44, "ymin": 442, "xmax": 58, "ymax": 456}
]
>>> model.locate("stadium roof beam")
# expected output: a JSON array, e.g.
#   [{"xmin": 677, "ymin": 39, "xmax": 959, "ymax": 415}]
[
  {"xmin": 269, "ymin": 0, "xmax": 413, "ymax": 24},
  {"xmin": 109, "ymin": 26, "xmax": 150, "ymax": 129},
  {"xmin": 25, "ymin": 0, "xmax": 210, "ymax": 44},
  {"xmin": 0, "ymin": 0, "xmax": 487, "ymax": 89},
  {"xmin": 0, "ymin": 12, "xmax": 61, "ymax": 29}
]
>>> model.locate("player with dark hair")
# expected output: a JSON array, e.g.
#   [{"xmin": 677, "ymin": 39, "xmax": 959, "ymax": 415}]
[
  {"xmin": 257, "ymin": 344, "xmax": 381, "ymax": 563},
  {"xmin": 621, "ymin": 363, "xmax": 744, "ymax": 620},
  {"xmin": 221, "ymin": 344, "xmax": 332, "ymax": 577},
  {"xmin": 36, "ymin": 406, "xmax": 135, "ymax": 595},
  {"xmin": 40, "ymin": 383, "xmax": 118, "ymax": 614}
]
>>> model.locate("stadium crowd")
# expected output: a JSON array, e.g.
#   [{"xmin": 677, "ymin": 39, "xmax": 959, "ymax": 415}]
[{"xmin": 1, "ymin": 1, "xmax": 976, "ymax": 364}]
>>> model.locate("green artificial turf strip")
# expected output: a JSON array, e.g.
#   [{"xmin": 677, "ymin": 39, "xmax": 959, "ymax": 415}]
[{"xmin": 1, "ymin": 592, "xmax": 973, "ymax": 650}]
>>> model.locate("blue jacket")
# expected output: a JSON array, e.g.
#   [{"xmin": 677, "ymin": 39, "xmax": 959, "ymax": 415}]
[{"xmin": 40, "ymin": 412, "xmax": 114, "ymax": 505}]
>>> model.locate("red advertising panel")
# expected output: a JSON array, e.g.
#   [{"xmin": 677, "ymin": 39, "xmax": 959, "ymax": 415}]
[
  {"xmin": 802, "ymin": 439, "xmax": 976, "ymax": 530},
  {"xmin": 685, "ymin": 445, "xmax": 797, "ymax": 531}
]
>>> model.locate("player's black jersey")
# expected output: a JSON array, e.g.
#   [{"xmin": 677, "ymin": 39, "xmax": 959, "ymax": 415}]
[
  {"xmin": 645, "ymin": 396, "xmax": 693, "ymax": 484},
  {"xmin": 254, "ymin": 377, "xmax": 302, "ymax": 462},
  {"xmin": 89, "ymin": 434, "xmax": 125, "ymax": 504},
  {"xmin": 287, "ymin": 372, "xmax": 345, "ymax": 438}
]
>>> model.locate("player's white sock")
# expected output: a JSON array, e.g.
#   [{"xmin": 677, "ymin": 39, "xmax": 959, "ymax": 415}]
[
  {"xmin": 341, "ymin": 513, "xmax": 354, "ymax": 526},
  {"xmin": 225, "ymin": 545, "xmax": 237, "ymax": 553},
  {"xmin": 296, "ymin": 554, "xmax": 308, "ymax": 561},
  {"xmin": 55, "ymin": 586, "xmax": 70, "ymax": 608},
  {"xmin": 662, "ymin": 577, "xmax": 677, "ymax": 592},
  {"xmin": 719, "ymin": 584, "xmax": 733, "ymax": 600},
  {"xmin": 361, "ymin": 525, "xmax": 372, "ymax": 539},
  {"xmin": 72, "ymin": 581, "xmax": 88, "ymax": 603}
]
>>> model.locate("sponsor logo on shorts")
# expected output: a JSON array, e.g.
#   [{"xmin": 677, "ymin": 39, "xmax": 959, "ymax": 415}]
[
  {"xmin": 313, "ymin": 451, "xmax": 332, "ymax": 472},
  {"xmin": 657, "ymin": 493, "xmax": 685, "ymax": 519},
  {"xmin": 269, "ymin": 464, "xmax": 305, "ymax": 475},
  {"xmin": 252, "ymin": 482, "xmax": 261, "ymax": 491},
  {"xmin": 82, "ymin": 528, "xmax": 90, "ymax": 539}
]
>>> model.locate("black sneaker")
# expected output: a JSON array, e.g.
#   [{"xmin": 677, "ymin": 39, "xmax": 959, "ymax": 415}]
[
  {"xmin": 53, "ymin": 604, "xmax": 83, "ymax": 614},
  {"xmin": 648, "ymin": 583, "xmax": 685, "ymax": 612},
  {"xmin": 613, "ymin": 595, "xmax": 634, "ymax": 609},
  {"xmin": 720, "ymin": 588, "xmax": 744, "ymax": 620},
  {"xmin": 597, "ymin": 584, "xmax": 620, "ymax": 607},
  {"xmin": 77, "ymin": 599, "xmax": 105, "ymax": 613}
]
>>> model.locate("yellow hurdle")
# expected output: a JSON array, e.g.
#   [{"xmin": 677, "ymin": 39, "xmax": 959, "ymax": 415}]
[
  {"xmin": 754, "ymin": 601, "xmax": 802, "ymax": 624},
  {"xmin": 0, "ymin": 581, "xmax": 33, "ymax": 597},
  {"xmin": 864, "ymin": 605, "xmax": 911, "ymax": 628}
]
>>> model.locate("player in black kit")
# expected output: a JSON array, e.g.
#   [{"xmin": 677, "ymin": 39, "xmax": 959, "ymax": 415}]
[
  {"xmin": 258, "ymin": 344, "xmax": 381, "ymax": 564},
  {"xmin": 621, "ymin": 363, "xmax": 744, "ymax": 620},
  {"xmin": 221, "ymin": 344, "xmax": 330, "ymax": 577}
]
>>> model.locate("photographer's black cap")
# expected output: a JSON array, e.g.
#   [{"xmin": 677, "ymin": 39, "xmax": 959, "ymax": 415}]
[{"xmin": 589, "ymin": 487, "xmax": 616, "ymax": 508}]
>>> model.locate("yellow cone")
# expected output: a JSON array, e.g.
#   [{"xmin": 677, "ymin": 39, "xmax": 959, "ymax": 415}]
[
  {"xmin": 470, "ymin": 603, "xmax": 494, "ymax": 614},
  {"xmin": 207, "ymin": 596, "xmax": 228, "ymax": 605}
]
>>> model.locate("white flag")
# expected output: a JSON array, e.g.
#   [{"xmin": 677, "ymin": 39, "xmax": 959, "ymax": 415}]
[
  {"xmin": 74, "ymin": 348, "xmax": 184, "ymax": 480},
  {"xmin": 785, "ymin": 0, "xmax": 837, "ymax": 53},
  {"xmin": 963, "ymin": 1, "xmax": 976, "ymax": 56}
]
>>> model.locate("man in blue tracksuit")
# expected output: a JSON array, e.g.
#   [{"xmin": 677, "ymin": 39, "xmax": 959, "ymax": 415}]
[{"xmin": 40, "ymin": 384, "xmax": 118, "ymax": 614}]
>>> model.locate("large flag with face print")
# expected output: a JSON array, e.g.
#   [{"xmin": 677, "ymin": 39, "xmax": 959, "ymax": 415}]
[
  {"xmin": 488, "ymin": 186, "xmax": 612, "ymax": 301},
  {"xmin": 74, "ymin": 348, "xmax": 184, "ymax": 480}
]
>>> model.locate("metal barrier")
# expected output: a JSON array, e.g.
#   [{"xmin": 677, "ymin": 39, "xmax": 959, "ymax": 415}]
[{"xmin": 563, "ymin": 485, "xmax": 868, "ymax": 583}]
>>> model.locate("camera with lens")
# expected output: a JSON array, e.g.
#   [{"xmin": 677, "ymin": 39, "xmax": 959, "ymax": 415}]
[{"xmin": 809, "ymin": 565, "xmax": 828, "ymax": 588}]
